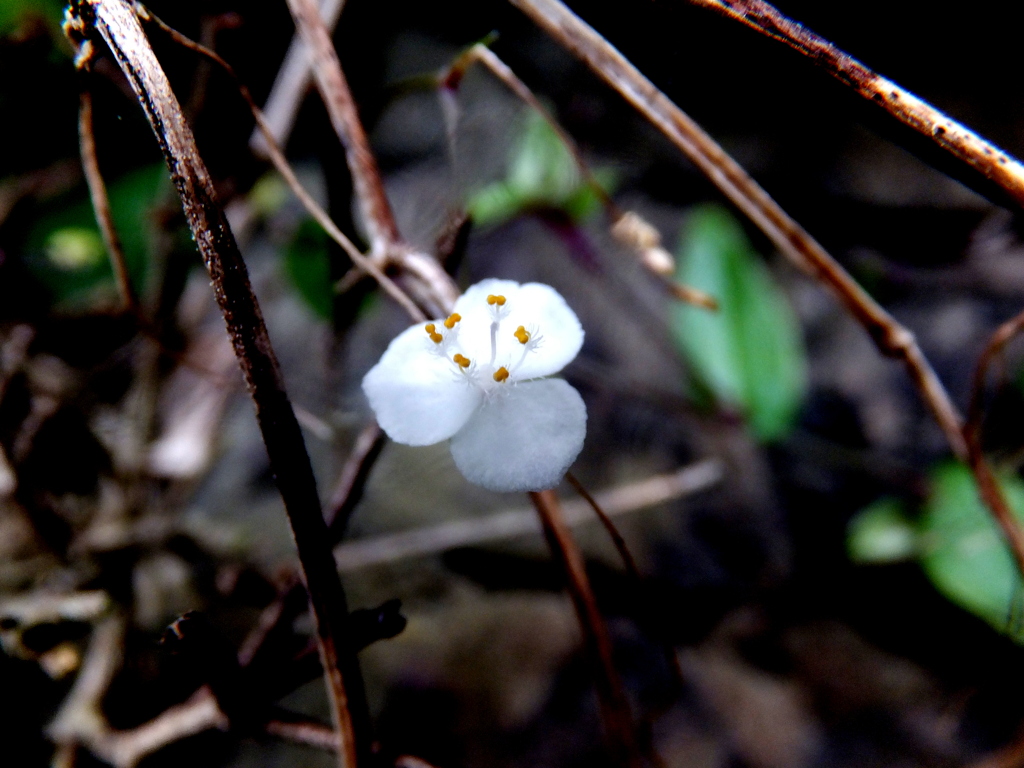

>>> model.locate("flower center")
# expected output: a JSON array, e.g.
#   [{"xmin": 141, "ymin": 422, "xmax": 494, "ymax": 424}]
[{"xmin": 423, "ymin": 293, "xmax": 543, "ymax": 390}]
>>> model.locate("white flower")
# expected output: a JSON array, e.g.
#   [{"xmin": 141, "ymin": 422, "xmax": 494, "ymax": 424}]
[{"xmin": 362, "ymin": 279, "xmax": 587, "ymax": 492}]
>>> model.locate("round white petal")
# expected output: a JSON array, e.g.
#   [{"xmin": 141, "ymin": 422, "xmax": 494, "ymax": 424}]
[
  {"xmin": 503, "ymin": 283, "xmax": 584, "ymax": 380},
  {"xmin": 449, "ymin": 378, "xmax": 586, "ymax": 492},
  {"xmin": 362, "ymin": 323, "xmax": 482, "ymax": 445}
]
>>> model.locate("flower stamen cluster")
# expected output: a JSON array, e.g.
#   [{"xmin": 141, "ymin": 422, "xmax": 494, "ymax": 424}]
[{"xmin": 362, "ymin": 279, "xmax": 587, "ymax": 492}]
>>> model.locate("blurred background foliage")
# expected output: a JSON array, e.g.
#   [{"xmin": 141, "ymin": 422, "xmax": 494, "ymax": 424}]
[{"xmin": 5, "ymin": 1, "xmax": 1024, "ymax": 767}]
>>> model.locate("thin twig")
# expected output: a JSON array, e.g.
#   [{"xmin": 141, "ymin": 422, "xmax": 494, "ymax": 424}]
[
  {"xmin": 64, "ymin": 4, "xmax": 370, "ymax": 767},
  {"xmin": 264, "ymin": 717, "xmax": 340, "ymax": 751},
  {"xmin": 334, "ymin": 460, "xmax": 723, "ymax": 571},
  {"xmin": 565, "ymin": 471, "xmax": 687, "ymax": 694},
  {"xmin": 964, "ymin": 310, "xmax": 1024, "ymax": 578},
  {"xmin": 284, "ymin": 0, "xmax": 399, "ymax": 254},
  {"xmin": 136, "ymin": 4, "xmax": 427, "ymax": 323},
  {"xmin": 325, "ymin": 420, "xmax": 385, "ymax": 541},
  {"xmin": 507, "ymin": 0, "xmax": 968, "ymax": 461},
  {"xmin": 250, "ymin": 0, "xmax": 348, "ymax": 157},
  {"xmin": 684, "ymin": 0, "xmax": 1024, "ymax": 209},
  {"xmin": 282, "ymin": 0, "xmax": 460, "ymax": 317},
  {"xmin": 967, "ymin": 310, "xmax": 1024, "ymax": 444},
  {"xmin": 529, "ymin": 489, "xmax": 641, "ymax": 768},
  {"xmin": 443, "ymin": 44, "xmax": 716, "ymax": 310},
  {"xmin": 79, "ymin": 89, "xmax": 140, "ymax": 314},
  {"xmin": 565, "ymin": 471, "xmax": 641, "ymax": 579}
]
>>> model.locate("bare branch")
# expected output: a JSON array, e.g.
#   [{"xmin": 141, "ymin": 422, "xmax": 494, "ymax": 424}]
[
  {"xmin": 137, "ymin": 4, "xmax": 428, "ymax": 323},
  {"xmin": 965, "ymin": 310, "xmax": 1024, "ymax": 578},
  {"xmin": 64, "ymin": 3, "xmax": 371, "ymax": 765},
  {"xmin": 250, "ymin": 0, "xmax": 348, "ymax": 157},
  {"xmin": 507, "ymin": 0, "xmax": 968, "ymax": 461},
  {"xmin": 685, "ymin": 0, "xmax": 1024, "ymax": 209},
  {"xmin": 333, "ymin": 460, "xmax": 723, "ymax": 571},
  {"xmin": 325, "ymin": 420, "xmax": 385, "ymax": 542},
  {"xmin": 284, "ymin": 0, "xmax": 399, "ymax": 253},
  {"xmin": 530, "ymin": 489, "xmax": 641, "ymax": 768},
  {"xmin": 443, "ymin": 44, "xmax": 716, "ymax": 310},
  {"xmin": 79, "ymin": 89, "xmax": 140, "ymax": 314}
]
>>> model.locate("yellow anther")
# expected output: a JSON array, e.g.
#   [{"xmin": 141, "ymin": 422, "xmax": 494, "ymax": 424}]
[
  {"xmin": 514, "ymin": 325, "xmax": 531, "ymax": 344},
  {"xmin": 424, "ymin": 323, "xmax": 436, "ymax": 334},
  {"xmin": 493, "ymin": 366, "xmax": 510, "ymax": 382},
  {"xmin": 429, "ymin": 332, "xmax": 443, "ymax": 344},
  {"xmin": 453, "ymin": 354, "xmax": 471, "ymax": 368},
  {"xmin": 486, "ymin": 294, "xmax": 506, "ymax": 306},
  {"xmin": 444, "ymin": 312, "xmax": 462, "ymax": 329}
]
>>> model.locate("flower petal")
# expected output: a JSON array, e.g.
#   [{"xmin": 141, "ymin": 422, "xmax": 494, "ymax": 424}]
[
  {"xmin": 362, "ymin": 323, "xmax": 482, "ymax": 445},
  {"xmin": 504, "ymin": 282, "xmax": 584, "ymax": 379},
  {"xmin": 449, "ymin": 378, "xmax": 586, "ymax": 492},
  {"xmin": 453, "ymin": 279, "xmax": 584, "ymax": 380}
]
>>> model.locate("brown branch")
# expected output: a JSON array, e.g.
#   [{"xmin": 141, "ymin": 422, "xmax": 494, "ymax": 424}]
[
  {"xmin": 264, "ymin": 717, "xmax": 340, "ymax": 752},
  {"xmin": 443, "ymin": 44, "xmax": 716, "ymax": 310},
  {"xmin": 507, "ymin": 0, "xmax": 968, "ymax": 461},
  {"xmin": 136, "ymin": 3, "xmax": 427, "ymax": 323},
  {"xmin": 565, "ymin": 472, "xmax": 686, "ymax": 694},
  {"xmin": 334, "ymin": 460, "xmax": 723, "ymax": 571},
  {"xmin": 250, "ymin": 0, "xmax": 349, "ymax": 157},
  {"xmin": 282, "ymin": 0, "xmax": 460, "ymax": 317},
  {"xmin": 325, "ymin": 420, "xmax": 385, "ymax": 542},
  {"xmin": 529, "ymin": 489, "xmax": 641, "ymax": 768},
  {"xmin": 64, "ymin": 3, "xmax": 370, "ymax": 767},
  {"xmin": 565, "ymin": 471, "xmax": 641, "ymax": 579},
  {"xmin": 964, "ymin": 310, "xmax": 1024, "ymax": 579},
  {"xmin": 284, "ymin": 0, "xmax": 399, "ymax": 254},
  {"xmin": 79, "ymin": 89, "xmax": 140, "ymax": 314},
  {"xmin": 684, "ymin": 0, "xmax": 1024, "ymax": 210}
]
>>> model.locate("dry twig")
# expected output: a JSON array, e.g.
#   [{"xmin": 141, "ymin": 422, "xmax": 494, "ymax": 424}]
[
  {"xmin": 79, "ymin": 89, "xmax": 140, "ymax": 314},
  {"xmin": 965, "ymin": 310, "xmax": 1024, "ymax": 577},
  {"xmin": 333, "ymin": 460, "xmax": 723, "ymax": 571},
  {"xmin": 64, "ymin": 3, "xmax": 370, "ymax": 766},
  {"xmin": 530, "ymin": 489, "xmax": 641, "ymax": 768},
  {"xmin": 284, "ymin": 0, "xmax": 399, "ymax": 253},
  {"xmin": 249, "ymin": 0, "xmax": 349, "ymax": 157},
  {"xmin": 441, "ymin": 43, "xmax": 716, "ymax": 310},
  {"xmin": 684, "ymin": 0, "xmax": 1024, "ymax": 209},
  {"xmin": 507, "ymin": 0, "xmax": 967, "ymax": 462},
  {"xmin": 283, "ymin": 0, "xmax": 459, "ymax": 317},
  {"xmin": 507, "ymin": 0, "xmax": 1024, "ymax": 581},
  {"xmin": 325, "ymin": 420, "xmax": 385, "ymax": 541},
  {"xmin": 137, "ymin": 4, "xmax": 427, "ymax": 323}
]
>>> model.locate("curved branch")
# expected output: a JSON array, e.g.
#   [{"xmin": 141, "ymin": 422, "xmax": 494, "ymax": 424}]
[
  {"xmin": 685, "ymin": 0, "xmax": 1024, "ymax": 209},
  {"xmin": 507, "ymin": 0, "xmax": 968, "ymax": 460}
]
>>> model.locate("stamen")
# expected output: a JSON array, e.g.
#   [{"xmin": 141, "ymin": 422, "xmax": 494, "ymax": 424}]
[
  {"xmin": 429, "ymin": 332, "xmax": 443, "ymax": 344},
  {"xmin": 444, "ymin": 313, "xmax": 462, "ymax": 329},
  {"xmin": 424, "ymin": 323, "xmax": 436, "ymax": 334},
  {"xmin": 493, "ymin": 366, "xmax": 510, "ymax": 382},
  {"xmin": 486, "ymin": 294, "xmax": 506, "ymax": 306},
  {"xmin": 453, "ymin": 354, "xmax": 471, "ymax": 368},
  {"xmin": 514, "ymin": 325, "xmax": 531, "ymax": 344}
]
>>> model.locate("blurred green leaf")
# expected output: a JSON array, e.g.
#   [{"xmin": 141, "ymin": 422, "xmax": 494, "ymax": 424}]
[
  {"xmin": 847, "ymin": 497, "xmax": 918, "ymax": 564},
  {"xmin": 467, "ymin": 111, "xmax": 614, "ymax": 227},
  {"xmin": 919, "ymin": 462, "xmax": 1024, "ymax": 640},
  {"xmin": 285, "ymin": 218, "xmax": 333, "ymax": 320},
  {"xmin": 0, "ymin": 0, "xmax": 65, "ymax": 34},
  {"xmin": 671, "ymin": 205, "xmax": 806, "ymax": 441},
  {"xmin": 25, "ymin": 164, "xmax": 170, "ymax": 306}
]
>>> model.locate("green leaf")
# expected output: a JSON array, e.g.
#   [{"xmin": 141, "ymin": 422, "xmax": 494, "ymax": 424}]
[
  {"xmin": 285, "ymin": 218, "xmax": 334, "ymax": 320},
  {"xmin": 919, "ymin": 462, "xmax": 1024, "ymax": 640},
  {"xmin": 466, "ymin": 111, "xmax": 614, "ymax": 227},
  {"xmin": 846, "ymin": 497, "xmax": 918, "ymax": 564},
  {"xmin": 671, "ymin": 205, "xmax": 806, "ymax": 441},
  {"xmin": 0, "ymin": 0, "xmax": 65, "ymax": 35},
  {"xmin": 25, "ymin": 164, "xmax": 170, "ymax": 306}
]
